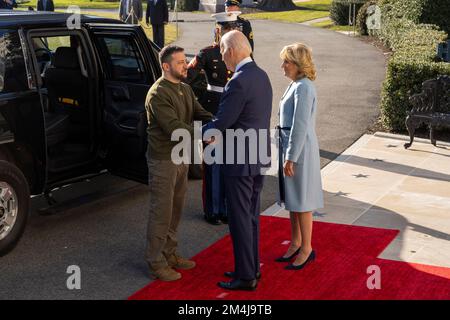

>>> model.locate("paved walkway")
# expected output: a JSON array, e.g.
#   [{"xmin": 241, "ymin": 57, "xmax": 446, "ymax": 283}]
[
  {"xmin": 301, "ymin": 16, "xmax": 331, "ymax": 26},
  {"xmin": 264, "ymin": 133, "xmax": 450, "ymax": 268}
]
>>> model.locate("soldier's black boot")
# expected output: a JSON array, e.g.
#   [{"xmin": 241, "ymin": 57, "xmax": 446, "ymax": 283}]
[
  {"xmin": 204, "ymin": 213, "xmax": 221, "ymax": 225},
  {"xmin": 219, "ymin": 214, "xmax": 228, "ymax": 224}
]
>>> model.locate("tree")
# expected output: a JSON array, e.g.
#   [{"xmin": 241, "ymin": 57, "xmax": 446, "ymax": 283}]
[{"xmin": 258, "ymin": 0, "xmax": 297, "ymax": 10}]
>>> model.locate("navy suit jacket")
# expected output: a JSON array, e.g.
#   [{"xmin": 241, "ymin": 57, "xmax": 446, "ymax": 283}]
[
  {"xmin": 202, "ymin": 61, "xmax": 272, "ymax": 176},
  {"xmin": 37, "ymin": 0, "xmax": 54, "ymax": 11},
  {"xmin": 146, "ymin": 0, "xmax": 169, "ymax": 25},
  {"xmin": 0, "ymin": 0, "xmax": 17, "ymax": 9}
]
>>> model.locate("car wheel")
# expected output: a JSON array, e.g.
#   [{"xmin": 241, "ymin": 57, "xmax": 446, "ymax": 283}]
[{"xmin": 0, "ymin": 160, "xmax": 30, "ymax": 256}]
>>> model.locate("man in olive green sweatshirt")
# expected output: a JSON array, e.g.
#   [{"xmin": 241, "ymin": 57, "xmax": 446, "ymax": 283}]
[{"xmin": 145, "ymin": 45, "xmax": 213, "ymax": 281}]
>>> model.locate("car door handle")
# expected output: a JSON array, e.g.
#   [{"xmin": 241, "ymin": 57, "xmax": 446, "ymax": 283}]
[
  {"xmin": 110, "ymin": 86, "xmax": 131, "ymax": 101},
  {"xmin": 116, "ymin": 111, "xmax": 139, "ymax": 133},
  {"xmin": 118, "ymin": 123, "xmax": 135, "ymax": 130}
]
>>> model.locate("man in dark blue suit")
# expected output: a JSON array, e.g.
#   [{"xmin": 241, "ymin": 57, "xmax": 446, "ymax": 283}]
[
  {"xmin": 202, "ymin": 30, "xmax": 272, "ymax": 291},
  {"xmin": 0, "ymin": 0, "xmax": 17, "ymax": 9},
  {"xmin": 37, "ymin": 0, "xmax": 54, "ymax": 12},
  {"xmin": 146, "ymin": 0, "xmax": 169, "ymax": 48}
]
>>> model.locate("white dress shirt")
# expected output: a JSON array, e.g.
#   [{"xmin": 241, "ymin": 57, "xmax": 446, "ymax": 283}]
[{"xmin": 235, "ymin": 57, "xmax": 253, "ymax": 73}]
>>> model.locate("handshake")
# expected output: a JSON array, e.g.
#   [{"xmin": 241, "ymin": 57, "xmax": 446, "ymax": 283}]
[{"xmin": 203, "ymin": 136, "xmax": 215, "ymax": 145}]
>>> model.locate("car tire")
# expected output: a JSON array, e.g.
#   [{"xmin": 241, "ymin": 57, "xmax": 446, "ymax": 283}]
[{"xmin": 0, "ymin": 160, "xmax": 30, "ymax": 256}]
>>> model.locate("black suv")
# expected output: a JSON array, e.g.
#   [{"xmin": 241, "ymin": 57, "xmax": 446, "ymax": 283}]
[{"xmin": 0, "ymin": 10, "xmax": 162, "ymax": 255}]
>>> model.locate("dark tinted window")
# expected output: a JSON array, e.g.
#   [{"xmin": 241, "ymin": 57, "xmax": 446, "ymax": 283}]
[
  {"xmin": 30, "ymin": 35, "xmax": 88, "ymax": 80},
  {"xmin": 0, "ymin": 29, "xmax": 28, "ymax": 93},
  {"xmin": 96, "ymin": 35, "xmax": 147, "ymax": 83}
]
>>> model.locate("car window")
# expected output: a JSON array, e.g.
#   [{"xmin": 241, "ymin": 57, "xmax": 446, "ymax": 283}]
[
  {"xmin": 0, "ymin": 30, "xmax": 28, "ymax": 93},
  {"xmin": 96, "ymin": 35, "xmax": 147, "ymax": 83},
  {"xmin": 0, "ymin": 51, "xmax": 4, "ymax": 92},
  {"xmin": 46, "ymin": 36, "xmax": 70, "ymax": 51},
  {"xmin": 30, "ymin": 34, "xmax": 88, "ymax": 79}
]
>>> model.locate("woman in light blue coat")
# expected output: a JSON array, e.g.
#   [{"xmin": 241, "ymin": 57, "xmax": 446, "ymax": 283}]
[{"xmin": 276, "ymin": 43, "xmax": 324, "ymax": 270}]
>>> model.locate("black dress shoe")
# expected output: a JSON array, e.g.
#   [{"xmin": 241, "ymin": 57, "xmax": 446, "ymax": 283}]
[
  {"xmin": 204, "ymin": 214, "xmax": 221, "ymax": 225},
  {"xmin": 285, "ymin": 250, "xmax": 316, "ymax": 270},
  {"xmin": 224, "ymin": 271, "xmax": 261, "ymax": 280},
  {"xmin": 217, "ymin": 279, "xmax": 257, "ymax": 291},
  {"xmin": 275, "ymin": 247, "xmax": 301, "ymax": 262},
  {"xmin": 219, "ymin": 215, "xmax": 228, "ymax": 224}
]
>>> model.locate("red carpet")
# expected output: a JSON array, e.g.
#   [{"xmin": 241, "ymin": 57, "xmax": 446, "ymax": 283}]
[{"xmin": 129, "ymin": 216, "xmax": 450, "ymax": 300}]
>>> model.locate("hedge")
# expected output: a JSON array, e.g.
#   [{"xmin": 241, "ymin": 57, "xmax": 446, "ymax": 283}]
[
  {"xmin": 377, "ymin": 0, "xmax": 449, "ymax": 34},
  {"xmin": 381, "ymin": 56, "xmax": 450, "ymax": 130},
  {"xmin": 420, "ymin": 0, "xmax": 450, "ymax": 34},
  {"xmin": 330, "ymin": 0, "xmax": 366, "ymax": 26},
  {"xmin": 377, "ymin": 0, "xmax": 450, "ymax": 131}
]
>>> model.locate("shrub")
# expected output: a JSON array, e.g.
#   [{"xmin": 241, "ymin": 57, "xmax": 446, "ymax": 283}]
[
  {"xmin": 420, "ymin": 0, "xmax": 450, "ymax": 34},
  {"xmin": 330, "ymin": 0, "xmax": 366, "ymax": 26},
  {"xmin": 380, "ymin": 57, "xmax": 450, "ymax": 130},
  {"xmin": 380, "ymin": 21, "xmax": 446, "ymax": 54},
  {"xmin": 378, "ymin": 0, "xmax": 449, "ymax": 34},
  {"xmin": 378, "ymin": 0, "xmax": 450, "ymax": 131}
]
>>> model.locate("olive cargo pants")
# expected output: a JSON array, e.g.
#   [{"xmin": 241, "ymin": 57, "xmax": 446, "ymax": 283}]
[{"xmin": 145, "ymin": 158, "xmax": 189, "ymax": 270}]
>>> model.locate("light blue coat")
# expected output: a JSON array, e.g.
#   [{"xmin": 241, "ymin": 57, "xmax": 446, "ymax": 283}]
[{"xmin": 278, "ymin": 78, "xmax": 324, "ymax": 212}]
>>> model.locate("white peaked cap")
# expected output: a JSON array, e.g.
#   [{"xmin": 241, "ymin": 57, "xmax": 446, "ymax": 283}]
[{"xmin": 211, "ymin": 11, "xmax": 241, "ymax": 23}]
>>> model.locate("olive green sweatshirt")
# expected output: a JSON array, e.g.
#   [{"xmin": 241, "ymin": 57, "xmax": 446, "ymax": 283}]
[{"xmin": 145, "ymin": 77, "xmax": 213, "ymax": 160}]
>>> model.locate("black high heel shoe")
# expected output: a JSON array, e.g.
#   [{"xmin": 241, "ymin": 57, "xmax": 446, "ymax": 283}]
[
  {"xmin": 285, "ymin": 250, "xmax": 316, "ymax": 270},
  {"xmin": 275, "ymin": 247, "xmax": 301, "ymax": 262}
]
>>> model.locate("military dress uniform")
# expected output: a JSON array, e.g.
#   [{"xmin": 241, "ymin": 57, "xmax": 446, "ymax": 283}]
[
  {"xmin": 186, "ymin": 12, "xmax": 240, "ymax": 225},
  {"xmin": 236, "ymin": 16, "xmax": 254, "ymax": 51},
  {"xmin": 187, "ymin": 45, "xmax": 232, "ymax": 115},
  {"xmin": 225, "ymin": 0, "xmax": 254, "ymax": 51},
  {"xmin": 187, "ymin": 45, "xmax": 232, "ymax": 225}
]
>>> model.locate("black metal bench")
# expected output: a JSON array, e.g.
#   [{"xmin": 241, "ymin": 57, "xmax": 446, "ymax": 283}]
[{"xmin": 404, "ymin": 75, "xmax": 450, "ymax": 149}]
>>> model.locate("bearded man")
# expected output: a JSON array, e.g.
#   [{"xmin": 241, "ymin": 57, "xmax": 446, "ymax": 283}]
[{"xmin": 144, "ymin": 45, "xmax": 213, "ymax": 281}]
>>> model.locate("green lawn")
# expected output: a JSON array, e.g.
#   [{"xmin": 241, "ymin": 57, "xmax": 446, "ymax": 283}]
[
  {"xmin": 310, "ymin": 18, "xmax": 356, "ymax": 32},
  {"xmin": 18, "ymin": 0, "xmax": 333, "ymax": 12},
  {"xmin": 16, "ymin": 4, "xmax": 177, "ymax": 44},
  {"xmin": 296, "ymin": 0, "xmax": 332, "ymax": 11},
  {"xmin": 242, "ymin": 0, "xmax": 331, "ymax": 24},
  {"xmin": 242, "ymin": 10, "xmax": 329, "ymax": 23},
  {"xmin": 18, "ymin": 0, "xmax": 122, "ymax": 9},
  {"xmin": 82, "ymin": 11, "xmax": 178, "ymax": 44},
  {"xmin": 310, "ymin": 19, "xmax": 334, "ymax": 28},
  {"xmin": 17, "ymin": 0, "xmax": 337, "ymax": 34}
]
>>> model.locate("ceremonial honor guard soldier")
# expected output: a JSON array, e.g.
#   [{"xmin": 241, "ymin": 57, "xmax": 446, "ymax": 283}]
[
  {"xmin": 186, "ymin": 11, "xmax": 243, "ymax": 225},
  {"xmin": 224, "ymin": 0, "xmax": 254, "ymax": 51}
]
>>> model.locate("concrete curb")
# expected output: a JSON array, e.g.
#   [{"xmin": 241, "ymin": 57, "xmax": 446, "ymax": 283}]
[
  {"xmin": 300, "ymin": 16, "xmax": 331, "ymax": 26},
  {"xmin": 374, "ymin": 131, "xmax": 450, "ymax": 148}
]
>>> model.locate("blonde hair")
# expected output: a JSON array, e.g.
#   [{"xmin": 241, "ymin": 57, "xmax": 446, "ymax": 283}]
[{"xmin": 280, "ymin": 43, "xmax": 316, "ymax": 81}]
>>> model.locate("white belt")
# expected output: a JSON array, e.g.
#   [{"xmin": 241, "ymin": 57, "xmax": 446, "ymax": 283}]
[{"xmin": 207, "ymin": 84, "xmax": 224, "ymax": 93}]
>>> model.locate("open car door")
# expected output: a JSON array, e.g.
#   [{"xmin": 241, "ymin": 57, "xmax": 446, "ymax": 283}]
[{"xmin": 87, "ymin": 24, "xmax": 161, "ymax": 184}]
